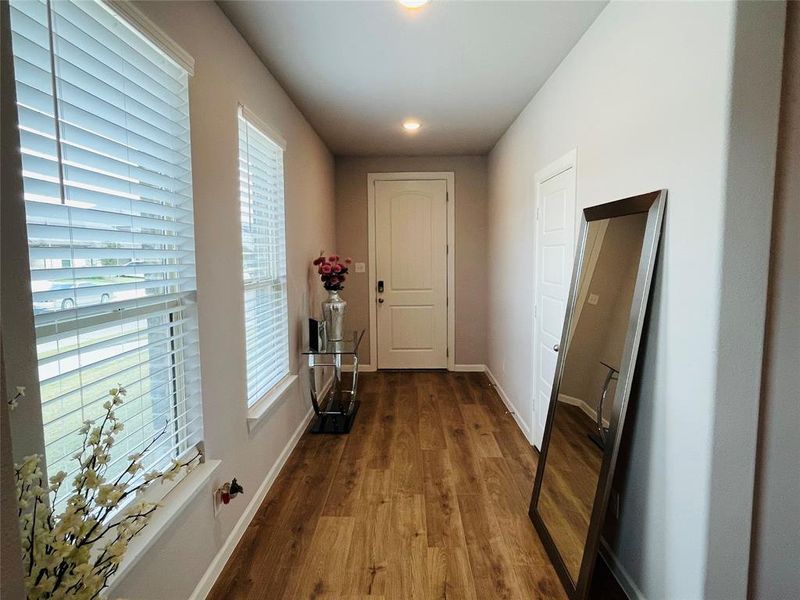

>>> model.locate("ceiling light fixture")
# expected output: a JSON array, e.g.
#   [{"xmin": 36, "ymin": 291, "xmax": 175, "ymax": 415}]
[
  {"xmin": 398, "ymin": 0, "xmax": 430, "ymax": 9},
  {"xmin": 402, "ymin": 120, "xmax": 422, "ymax": 132}
]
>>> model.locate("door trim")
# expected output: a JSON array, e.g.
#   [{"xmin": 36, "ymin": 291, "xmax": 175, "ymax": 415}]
[
  {"xmin": 367, "ymin": 172, "xmax": 455, "ymax": 371},
  {"xmin": 531, "ymin": 149, "xmax": 577, "ymax": 447}
]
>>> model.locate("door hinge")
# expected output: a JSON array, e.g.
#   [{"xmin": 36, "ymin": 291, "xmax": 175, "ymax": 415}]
[
  {"xmin": 446, "ymin": 191, "xmax": 449, "ymax": 202},
  {"xmin": 446, "ymin": 244, "xmax": 449, "ymax": 255},
  {"xmin": 446, "ymin": 348, "xmax": 449, "ymax": 357}
]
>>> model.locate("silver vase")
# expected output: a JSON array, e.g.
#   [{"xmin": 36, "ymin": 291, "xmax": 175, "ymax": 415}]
[{"xmin": 322, "ymin": 289, "xmax": 346, "ymax": 341}]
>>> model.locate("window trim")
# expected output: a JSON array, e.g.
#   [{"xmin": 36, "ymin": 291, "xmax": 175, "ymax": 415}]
[
  {"xmin": 239, "ymin": 103, "xmax": 287, "ymax": 150},
  {"xmin": 246, "ymin": 373, "xmax": 298, "ymax": 432},
  {"xmin": 103, "ymin": 0, "xmax": 195, "ymax": 75}
]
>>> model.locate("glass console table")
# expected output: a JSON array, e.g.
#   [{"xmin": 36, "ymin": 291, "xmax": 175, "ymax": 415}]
[{"xmin": 302, "ymin": 330, "xmax": 364, "ymax": 434}]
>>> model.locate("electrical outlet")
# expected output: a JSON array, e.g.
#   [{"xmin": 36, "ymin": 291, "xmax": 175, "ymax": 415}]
[
  {"xmin": 354, "ymin": 262, "xmax": 366, "ymax": 273},
  {"xmin": 588, "ymin": 293, "xmax": 600, "ymax": 306},
  {"xmin": 214, "ymin": 478, "xmax": 243, "ymax": 517}
]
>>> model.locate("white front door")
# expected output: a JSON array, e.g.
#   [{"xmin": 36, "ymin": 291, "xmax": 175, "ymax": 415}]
[
  {"xmin": 533, "ymin": 162, "xmax": 576, "ymax": 448},
  {"xmin": 375, "ymin": 179, "xmax": 448, "ymax": 369}
]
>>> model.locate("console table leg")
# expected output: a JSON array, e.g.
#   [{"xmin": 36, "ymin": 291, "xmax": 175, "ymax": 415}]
[{"xmin": 308, "ymin": 356, "xmax": 322, "ymax": 416}]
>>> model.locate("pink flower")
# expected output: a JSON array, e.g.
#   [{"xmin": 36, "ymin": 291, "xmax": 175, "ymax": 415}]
[
  {"xmin": 345, "ymin": 257, "xmax": 352, "ymax": 264},
  {"xmin": 327, "ymin": 255, "xmax": 338, "ymax": 262},
  {"xmin": 312, "ymin": 257, "xmax": 323, "ymax": 266},
  {"xmin": 329, "ymin": 276, "xmax": 340, "ymax": 285},
  {"xmin": 333, "ymin": 264, "xmax": 342, "ymax": 273},
  {"xmin": 321, "ymin": 264, "xmax": 332, "ymax": 274}
]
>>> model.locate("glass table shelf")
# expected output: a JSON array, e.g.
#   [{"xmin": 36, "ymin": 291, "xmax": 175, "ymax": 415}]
[{"xmin": 302, "ymin": 329, "xmax": 364, "ymax": 356}]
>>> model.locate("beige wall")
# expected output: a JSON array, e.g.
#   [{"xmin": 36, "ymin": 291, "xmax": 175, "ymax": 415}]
[
  {"xmin": 749, "ymin": 3, "xmax": 800, "ymax": 597},
  {"xmin": 0, "ymin": 1, "xmax": 335, "ymax": 597},
  {"xmin": 487, "ymin": 2, "xmax": 785, "ymax": 598},
  {"xmin": 334, "ymin": 156, "xmax": 488, "ymax": 366}
]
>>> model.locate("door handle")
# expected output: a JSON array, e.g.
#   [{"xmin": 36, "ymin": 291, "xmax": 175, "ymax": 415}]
[
  {"xmin": 553, "ymin": 344, "xmax": 559, "ymax": 352},
  {"xmin": 378, "ymin": 298, "xmax": 384, "ymax": 304}
]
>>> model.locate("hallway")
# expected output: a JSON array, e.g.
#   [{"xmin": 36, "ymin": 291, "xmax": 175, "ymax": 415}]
[
  {"xmin": 1, "ymin": 2, "xmax": 795, "ymax": 599},
  {"xmin": 208, "ymin": 371, "xmax": 565, "ymax": 599}
]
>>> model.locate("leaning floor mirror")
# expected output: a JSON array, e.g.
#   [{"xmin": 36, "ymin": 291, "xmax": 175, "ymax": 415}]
[{"xmin": 529, "ymin": 190, "xmax": 666, "ymax": 599}]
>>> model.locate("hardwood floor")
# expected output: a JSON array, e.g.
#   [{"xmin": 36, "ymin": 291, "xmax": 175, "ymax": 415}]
[{"xmin": 208, "ymin": 371, "xmax": 616, "ymax": 600}]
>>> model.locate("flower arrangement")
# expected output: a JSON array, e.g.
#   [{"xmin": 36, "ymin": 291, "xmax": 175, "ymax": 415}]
[
  {"xmin": 15, "ymin": 385, "xmax": 201, "ymax": 600},
  {"xmin": 313, "ymin": 253, "xmax": 352, "ymax": 292}
]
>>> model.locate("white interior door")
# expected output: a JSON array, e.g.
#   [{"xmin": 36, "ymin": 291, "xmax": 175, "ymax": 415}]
[
  {"xmin": 533, "ymin": 164, "xmax": 576, "ymax": 448},
  {"xmin": 375, "ymin": 179, "xmax": 448, "ymax": 369}
]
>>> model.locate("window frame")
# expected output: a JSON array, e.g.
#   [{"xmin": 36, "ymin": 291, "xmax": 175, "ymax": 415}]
[
  {"xmin": 236, "ymin": 104, "xmax": 291, "ymax": 410},
  {"xmin": 7, "ymin": 0, "xmax": 203, "ymax": 490}
]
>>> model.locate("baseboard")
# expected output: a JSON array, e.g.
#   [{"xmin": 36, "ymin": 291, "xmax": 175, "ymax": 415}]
[
  {"xmin": 557, "ymin": 392, "xmax": 583, "ymax": 407},
  {"xmin": 599, "ymin": 540, "xmax": 647, "ymax": 600},
  {"xmin": 453, "ymin": 364, "xmax": 487, "ymax": 372},
  {"xmin": 484, "ymin": 367, "xmax": 532, "ymax": 443},
  {"xmin": 342, "ymin": 363, "xmax": 375, "ymax": 372},
  {"xmin": 558, "ymin": 393, "xmax": 610, "ymax": 428},
  {"xmin": 188, "ymin": 403, "xmax": 317, "ymax": 600}
]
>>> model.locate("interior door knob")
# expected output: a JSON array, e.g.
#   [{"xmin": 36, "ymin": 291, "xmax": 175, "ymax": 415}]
[
  {"xmin": 553, "ymin": 344, "xmax": 559, "ymax": 352},
  {"xmin": 378, "ymin": 298, "xmax": 384, "ymax": 304}
]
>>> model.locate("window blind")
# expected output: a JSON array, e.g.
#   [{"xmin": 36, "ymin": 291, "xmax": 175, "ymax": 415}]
[
  {"xmin": 9, "ymin": 0, "xmax": 202, "ymax": 484},
  {"xmin": 238, "ymin": 108, "xmax": 290, "ymax": 406}
]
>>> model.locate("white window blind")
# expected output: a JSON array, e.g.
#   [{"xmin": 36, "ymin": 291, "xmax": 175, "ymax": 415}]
[
  {"xmin": 9, "ymin": 0, "xmax": 202, "ymax": 483},
  {"xmin": 238, "ymin": 108, "xmax": 290, "ymax": 406}
]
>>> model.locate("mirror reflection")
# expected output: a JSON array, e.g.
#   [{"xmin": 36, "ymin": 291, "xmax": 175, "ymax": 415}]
[{"xmin": 537, "ymin": 211, "xmax": 649, "ymax": 582}]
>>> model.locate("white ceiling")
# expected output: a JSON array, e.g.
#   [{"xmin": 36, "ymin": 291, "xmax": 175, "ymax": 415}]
[{"xmin": 218, "ymin": 1, "xmax": 606, "ymax": 156}]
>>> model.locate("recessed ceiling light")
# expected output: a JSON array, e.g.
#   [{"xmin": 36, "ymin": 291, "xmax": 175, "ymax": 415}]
[
  {"xmin": 398, "ymin": 0, "xmax": 430, "ymax": 9},
  {"xmin": 402, "ymin": 120, "xmax": 422, "ymax": 132}
]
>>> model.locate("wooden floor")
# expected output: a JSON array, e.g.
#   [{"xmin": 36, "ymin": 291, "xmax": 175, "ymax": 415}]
[{"xmin": 208, "ymin": 371, "xmax": 619, "ymax": 600}]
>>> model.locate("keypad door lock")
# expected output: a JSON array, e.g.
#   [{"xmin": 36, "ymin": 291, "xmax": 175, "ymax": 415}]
[{"xmin": 377, "ymin": 280, "xmax": 384, "ymax": 293}]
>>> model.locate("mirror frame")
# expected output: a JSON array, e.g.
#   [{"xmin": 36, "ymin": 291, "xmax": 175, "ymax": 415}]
[{"xmin": 529, "ymin": 189, "xmax": 667, "ymax": 600}]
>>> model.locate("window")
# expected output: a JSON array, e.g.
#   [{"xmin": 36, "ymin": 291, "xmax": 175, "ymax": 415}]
[
  {"xmin": 9, "ymin": 0, "xmax": 202, "ymax": 483},
  {"xmin": 237, "ymin": 107, "xmax": 290, "ymax": 406}
]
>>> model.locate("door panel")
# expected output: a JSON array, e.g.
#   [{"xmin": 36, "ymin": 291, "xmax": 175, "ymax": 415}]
[
  {"xmin": 541, "ymin": 296, "xmax": 566, "ymax": 339},
  {"xmin": 390, "ymin": 196, "xmax": 433, "ymax": 290},
  {"xmin": 533, "ymin": 166, "xmax": 576, "ymax": 448},
  {"xmin": 390, "ymin": 305, "xmax": 434, "ymax": 349},
  {"xmin": 375, "ymin": 179, "xmax": 447, "ymax": 369}
]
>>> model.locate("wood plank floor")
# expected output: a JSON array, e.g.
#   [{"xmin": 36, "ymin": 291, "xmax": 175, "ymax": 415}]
[{"xmin": 208, "ymin": 371, "xmax": 617, "ymax": 600}]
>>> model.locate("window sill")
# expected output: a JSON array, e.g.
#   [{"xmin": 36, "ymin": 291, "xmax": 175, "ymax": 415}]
[
  {"xmin": 247, "ymin": 374, "xmax": 299, "ymax": 433},
  {"xmin": 106, "ymin": 459, "xmax": 221, "ymax": 592}
]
